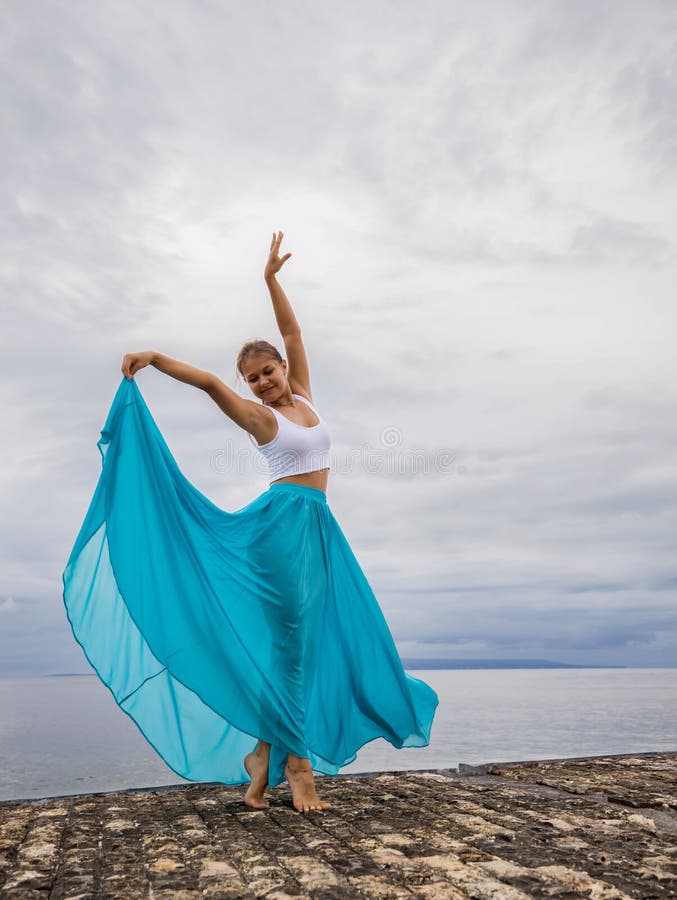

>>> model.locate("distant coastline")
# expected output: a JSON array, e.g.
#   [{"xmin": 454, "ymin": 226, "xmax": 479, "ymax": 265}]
[
  {"xmin": 27, "ymin": 660, "xmax": 636, "ymax": 676},
  {"xmin": 400, "ymin": 658, "xmax": 628, "ymax": 669},
  {"xmin": 46, "ymin": 659, "xmax": 617, "ymax": 677},
  {"xmin": 4, "ymin": 659, "xmax": 670, "ymax": 678}
]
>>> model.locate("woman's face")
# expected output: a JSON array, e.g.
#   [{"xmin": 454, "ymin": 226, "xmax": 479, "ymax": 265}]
[{"xmin": 242, "ymin": 354, "xmax": 288, "ymax": 402}]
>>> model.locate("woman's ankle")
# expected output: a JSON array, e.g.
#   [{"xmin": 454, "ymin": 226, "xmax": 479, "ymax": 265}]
[{"xmin": 285, "ymin": 755, "xmax": 311, "ymax": 771}]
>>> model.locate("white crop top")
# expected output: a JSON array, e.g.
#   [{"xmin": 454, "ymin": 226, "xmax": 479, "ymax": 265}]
[{"xmin": 248, "ymin": 393, "xmax": 332, "ymax": 482}]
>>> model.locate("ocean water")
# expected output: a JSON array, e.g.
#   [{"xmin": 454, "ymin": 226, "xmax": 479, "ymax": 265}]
[{"xmin": 1, "ymin": 668, "xmax": 675, "ymax": 802}]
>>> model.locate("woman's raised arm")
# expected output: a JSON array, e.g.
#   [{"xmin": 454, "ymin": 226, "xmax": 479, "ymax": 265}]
[
  {"xmin": 264, "ymin": 231, "xmax": 301, "ymax": 337},
  {"xmin": 263, "ymin": 232, "xmax": 313, "ymax": 395}
]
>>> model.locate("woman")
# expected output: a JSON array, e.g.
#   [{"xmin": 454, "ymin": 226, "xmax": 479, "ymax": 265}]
[{"xmin": 62, "ymin": 232, "xmax": 438, "ymax": 814}]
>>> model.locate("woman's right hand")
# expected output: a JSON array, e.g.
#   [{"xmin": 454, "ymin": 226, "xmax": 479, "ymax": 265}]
[
  {"xmin": 264, "ymin": 230, "xmax": 292, "ymax": 281},
  {"xmin": 121, "ymin": 350, "xmax": 155, "ymax": 380}
]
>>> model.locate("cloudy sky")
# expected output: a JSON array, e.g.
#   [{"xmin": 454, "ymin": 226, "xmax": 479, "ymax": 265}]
[{"xmin": 1, "ymin": 0, "xmax": 676, "ymax": 675}]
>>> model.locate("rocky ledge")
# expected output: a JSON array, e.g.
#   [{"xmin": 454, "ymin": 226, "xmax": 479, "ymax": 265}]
[{"xmin": 0, "ymin": 750, "xmax": 675, "ymax": 899}]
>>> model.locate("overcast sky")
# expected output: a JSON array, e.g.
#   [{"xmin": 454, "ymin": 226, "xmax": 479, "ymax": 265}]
[{"xmin": 1, "ymin": 0, "xmax": 676, "ymax": 675}]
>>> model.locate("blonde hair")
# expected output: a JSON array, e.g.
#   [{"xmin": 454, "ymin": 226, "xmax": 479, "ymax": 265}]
[{"xmin": 235, "ymin": 339, "xmax": 284, "ymax": 387}]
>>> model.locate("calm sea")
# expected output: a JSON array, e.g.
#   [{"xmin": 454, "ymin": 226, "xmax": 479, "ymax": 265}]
[{"xmin": 1, "ymin": 668, "xmax": 675, "ymax": 802}]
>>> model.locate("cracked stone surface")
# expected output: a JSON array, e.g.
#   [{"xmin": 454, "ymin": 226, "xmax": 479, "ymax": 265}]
[{"xmin": 0, "ymin": 751, "xmax": 675, "ymax": 898}]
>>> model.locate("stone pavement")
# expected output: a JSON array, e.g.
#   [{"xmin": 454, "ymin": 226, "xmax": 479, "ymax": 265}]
[{"xmin": 0, "ymin": 751, "xmax": 675, "ymax": 899}]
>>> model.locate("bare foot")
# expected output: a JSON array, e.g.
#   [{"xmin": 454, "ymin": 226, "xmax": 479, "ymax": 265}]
[
  {"xmin": 244, "ymin": 750, "xmax": 270, "ymax": 809},
  {"xmin": 284, "ymin": 758, "xmax": 331, "ymax": 813}
]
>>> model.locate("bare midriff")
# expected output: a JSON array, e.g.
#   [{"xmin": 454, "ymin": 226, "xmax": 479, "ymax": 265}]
[{"xmin": 270, "ymin": 468, "xmax": 329, "ymax": 494}]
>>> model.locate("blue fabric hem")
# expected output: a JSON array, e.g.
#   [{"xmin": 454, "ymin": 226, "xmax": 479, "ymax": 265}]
[{"xmin": 63, "ymin": 566, "xmax": 434, "ymax": 790}]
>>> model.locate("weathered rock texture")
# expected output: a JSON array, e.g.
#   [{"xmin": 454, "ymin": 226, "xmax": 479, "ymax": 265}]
[{"xmin": 0, "ymin": 751, "xmax": 675, "ymax": 898}]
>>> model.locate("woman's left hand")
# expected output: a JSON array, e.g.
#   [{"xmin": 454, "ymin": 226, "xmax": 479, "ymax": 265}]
[{"xmin": 264, "ymin": 231, "xmax": 292, "ymax": 281}]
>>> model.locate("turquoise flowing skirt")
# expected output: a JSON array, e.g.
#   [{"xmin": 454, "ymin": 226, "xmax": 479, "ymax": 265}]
[{"xmin": 62, "ymin": 377, "xmax": 439, "ymax": 788}]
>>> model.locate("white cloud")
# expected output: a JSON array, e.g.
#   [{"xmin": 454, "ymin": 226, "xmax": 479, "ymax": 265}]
[{"xmin": 0, "ymin": 597, "xmax": 17, "ymax": 614}]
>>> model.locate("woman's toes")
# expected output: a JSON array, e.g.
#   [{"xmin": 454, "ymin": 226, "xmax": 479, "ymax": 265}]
[{"xmin": 285, "ymin": 767, "xmax": 330, "ymax": 813}]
